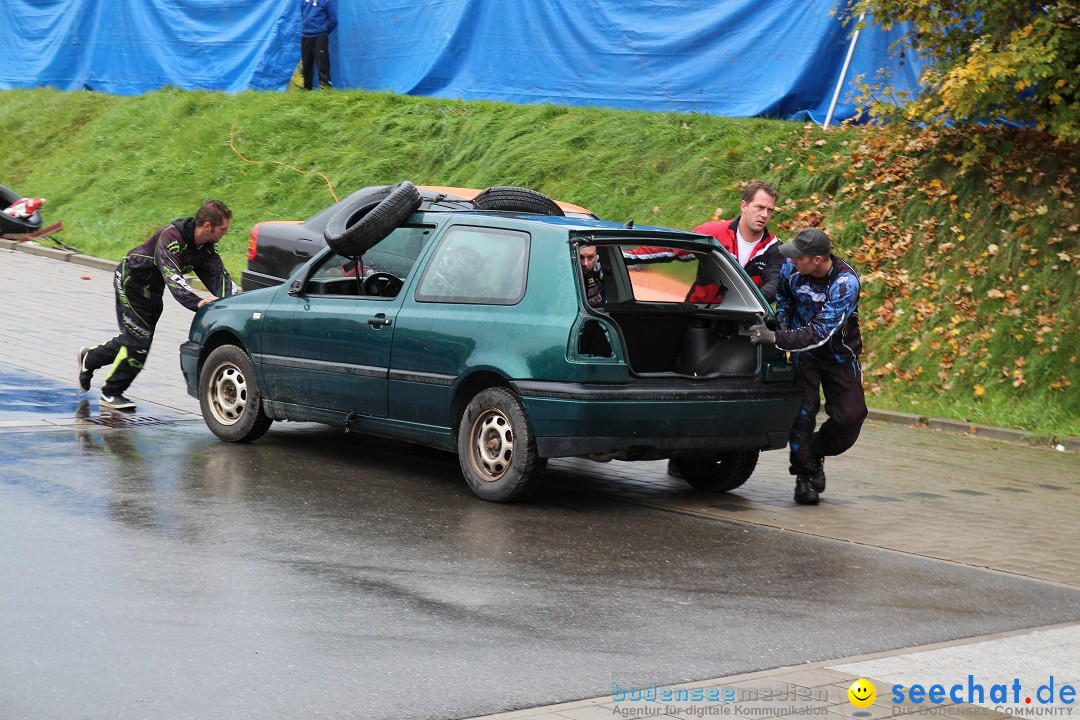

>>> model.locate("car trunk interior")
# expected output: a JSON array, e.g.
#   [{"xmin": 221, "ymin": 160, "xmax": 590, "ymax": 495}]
[
  {"xmin": 600, "ymin": 305, "xmax": 757, "ymax": 377},
  {"xmin": 576, "ymin": 241, "xmax": 766, "ymax": 378}
]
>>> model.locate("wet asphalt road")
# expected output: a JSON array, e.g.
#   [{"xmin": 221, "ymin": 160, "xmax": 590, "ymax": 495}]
[{"xmin": 4, "ymin": 404, "xmax": 1080, "ymax": 720}]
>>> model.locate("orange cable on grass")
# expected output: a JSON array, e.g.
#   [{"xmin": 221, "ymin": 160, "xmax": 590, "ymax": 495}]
[{"xmin": 229, "ymin": 123, "xmax": 338, "ymax": 202}]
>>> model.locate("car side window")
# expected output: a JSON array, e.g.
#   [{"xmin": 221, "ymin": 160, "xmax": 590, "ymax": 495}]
[
  {"xmin": 362, "ymin": 225, "xmax": 435, "ymax": 279},
  {"xmin": 415, "ymin": 226, "xmax": 529, "ymax": 305}
]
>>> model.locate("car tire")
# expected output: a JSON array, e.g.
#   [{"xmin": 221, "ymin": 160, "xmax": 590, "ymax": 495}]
[
  {"xmin": 199, "ymin": 345, "xmax": 273, "ymax": 443},
  {"xmin": 457, "ymin": 387, "xmax": 545, "ymax": 502},
  {"xmin": 323, "ymin": 180, "xmax": 422, "ymax": 257},
  {"xmin": 673, "ymin": 450, "xmax": 759, "ymax": 493},
  {"xmin": 472, "ymin": 186, "xmax": 565, "ymax": 216}
]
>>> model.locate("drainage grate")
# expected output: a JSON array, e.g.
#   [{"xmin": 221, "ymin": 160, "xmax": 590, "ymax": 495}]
[{"xmin": 84, "ymin": 414, "xmax": 176, "ymax": 428}]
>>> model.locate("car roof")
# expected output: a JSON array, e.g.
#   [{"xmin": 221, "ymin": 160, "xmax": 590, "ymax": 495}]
[
  {"xmin": 426, "ymin": 208, "xmax": 715, "ymax": 246},
  {"xmin": 418, "ymin": 185, "xmax": 593, "ymax": 217}
]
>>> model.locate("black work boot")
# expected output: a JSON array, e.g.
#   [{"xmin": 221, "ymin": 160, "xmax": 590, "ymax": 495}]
[
  {"xmin": 794, "ymin": 475, "xmax": 820, "ymax": 505},
  {"xmin": 808, "ymin": 454, "xmax": 826, "ymax": 493}
]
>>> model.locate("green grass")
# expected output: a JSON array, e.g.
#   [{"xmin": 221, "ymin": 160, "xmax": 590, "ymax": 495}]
[{"xmin": 1, "ymin": 87, "xmax": 1077, "ymax": 437}]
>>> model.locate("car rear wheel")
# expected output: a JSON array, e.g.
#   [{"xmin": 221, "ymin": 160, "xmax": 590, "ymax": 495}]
[
  {"xmin": 457, "ymin": 387, "xmax": 545, "ymax": 502},
  {"xmin": 200, "ymin": 345, "xmax": 272, "ymax": 443},
  {"xmin": 472, "ymin": 186, "xmax": 565, "ymax": 216},
  {"xmin": 323, "ymin": 180, "xmax": 422, "ymax": 257},
  {"xmin": 674, "ymin": 450, "xmax": 759, "ymax": 493}
]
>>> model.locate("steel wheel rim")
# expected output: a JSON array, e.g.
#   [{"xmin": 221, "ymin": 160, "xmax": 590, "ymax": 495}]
[
  {"xmin": 469, "ymin": 408, "xmax": 515, "ymax": 482},
  {"xmin": 207, "ymin": 361, "xmax": 248, "ymax": 427}
]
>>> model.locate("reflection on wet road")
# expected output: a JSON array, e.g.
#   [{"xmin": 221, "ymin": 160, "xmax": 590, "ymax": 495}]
[{"xmin": 2, "ymin": 424, "xmax": 1079, "ymax": 720}]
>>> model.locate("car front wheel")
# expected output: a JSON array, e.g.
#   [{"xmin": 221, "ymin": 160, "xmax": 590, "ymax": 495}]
[
  {"xmin": 199, "ymin": 345, "xmax": 273, "ymax": 443},
  {"xmin": 457, "ymin": 387, "xmax": 545, "ymax": 502},
  {"xmin": 673, "ymin": 450, "xmax": 760, "ymax": 493}
]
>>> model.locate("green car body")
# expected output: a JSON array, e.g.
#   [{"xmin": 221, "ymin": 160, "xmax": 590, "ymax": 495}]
[{"xmin": 181, "ymin": 199, "xmax": 801, "ymax": 501}]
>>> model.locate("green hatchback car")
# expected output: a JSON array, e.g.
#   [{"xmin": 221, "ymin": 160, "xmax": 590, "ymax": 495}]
[{"xmin": 180, "ymin": 183, "xmax": 801, "ymax": 502}]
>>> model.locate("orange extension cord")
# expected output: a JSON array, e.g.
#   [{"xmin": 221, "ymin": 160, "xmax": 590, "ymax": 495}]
[{"xmin": 229, "ymin": 123, "xmax": 339, "ymax": 203}]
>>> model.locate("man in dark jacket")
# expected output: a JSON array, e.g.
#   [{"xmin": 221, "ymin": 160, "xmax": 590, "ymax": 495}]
[
  {"xmin": 301, "ymin": 0, "xmax": 338, "ymax": 90},
  {"xmin": 579, "ymin": 245, "xmax": 606, "ymax": 306},
  {"xmin": 749, "ymin": 228, "xmax": 867, "ymax": 505},
  {"xmin": 77, "ymin": 200, "xmax": 238, "ymax": 411}
]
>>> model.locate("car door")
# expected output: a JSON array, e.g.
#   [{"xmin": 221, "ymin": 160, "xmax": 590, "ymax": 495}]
[{"xmin": 255, "ymin": 225, "xmax": 435, "ymax": 418}]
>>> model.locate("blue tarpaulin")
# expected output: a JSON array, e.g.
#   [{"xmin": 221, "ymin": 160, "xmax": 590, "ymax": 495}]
[
  {"xmin": 0, "ymin": 0, "xmax": 921, "ymax": 122},
  {"xmin": 0, "ymin": 0, "xmax": 300, "ymax": 93}
]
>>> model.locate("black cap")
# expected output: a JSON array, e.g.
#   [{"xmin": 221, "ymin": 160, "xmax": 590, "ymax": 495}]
[{"xmin": 778, "ymin": 228, "xmax": 831, "ymax": 258}]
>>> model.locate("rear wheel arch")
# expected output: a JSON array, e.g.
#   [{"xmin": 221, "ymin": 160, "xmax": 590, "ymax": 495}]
[{"xmin": 451, "ymin": 371, "xmax": 511, "ymax": 436}]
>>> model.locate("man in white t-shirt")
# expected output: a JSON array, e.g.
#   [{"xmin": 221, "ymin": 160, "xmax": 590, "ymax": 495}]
[{"xmin": 690, "ymin": 181, "xmax": 784, "ymax": 303}]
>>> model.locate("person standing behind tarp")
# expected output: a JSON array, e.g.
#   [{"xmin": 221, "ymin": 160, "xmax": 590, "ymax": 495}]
[{"xmin": 301, "ymin": 0, "xmax": 338, "ymax": 90}]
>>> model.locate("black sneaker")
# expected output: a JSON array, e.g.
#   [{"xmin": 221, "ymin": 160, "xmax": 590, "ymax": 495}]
[
  {"xmin": 77, "ymin": 347, "xmax": 93, "ymax": 392},
  {"xmin": 794, "ymin": 475, "xmax": 820, "ymax": 505},
  {"xmin": 100, "ymin": 392, "xmax": 136, "ymax": 411},
  {"xmin": 809, "ymin": 455, "xmax": 827, "ymax": 493}
]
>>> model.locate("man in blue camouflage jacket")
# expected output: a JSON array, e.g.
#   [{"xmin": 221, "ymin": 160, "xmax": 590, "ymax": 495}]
[
  {"xmin": 77, "ymin": 200, "xmax": 239, "ymax": 411},
  {"xmin": 749, "ymin": 228, "xmax": 867, "ymax": 505}
]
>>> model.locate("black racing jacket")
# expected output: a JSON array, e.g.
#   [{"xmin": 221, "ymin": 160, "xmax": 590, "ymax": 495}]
[{"xmin": 120, "ymin": 217, "xmax": 238, "ymax": 311}]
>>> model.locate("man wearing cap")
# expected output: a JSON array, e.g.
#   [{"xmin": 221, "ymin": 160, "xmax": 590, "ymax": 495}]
[{"xmin": 749, "ymin": 228, "xmax": 867, "ymax": 505}]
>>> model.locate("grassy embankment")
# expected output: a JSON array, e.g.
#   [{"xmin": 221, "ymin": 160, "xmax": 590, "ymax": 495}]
[{"xmin": 1, "ymin": 88, "xmax": 1077, "ymax": 437}]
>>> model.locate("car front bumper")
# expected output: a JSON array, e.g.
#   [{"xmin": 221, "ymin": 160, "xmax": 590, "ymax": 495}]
[{"xmin": 179, "ymin": 340, "xmax": 202, "ymax": 399}]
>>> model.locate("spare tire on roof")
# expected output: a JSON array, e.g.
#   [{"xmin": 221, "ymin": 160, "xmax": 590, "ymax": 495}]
[
  {"xmin": 472, "ymin": 186, "xmax": 565, "ymax": 216},
  {"xmin": 324, "ymin": 180, "xmax": 422, "ymax": 257}
]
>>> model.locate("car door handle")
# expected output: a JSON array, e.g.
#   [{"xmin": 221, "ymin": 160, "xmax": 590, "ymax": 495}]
[{"xmin": 368, "ymin": 314, "xmax": 392, "ymax": 327}]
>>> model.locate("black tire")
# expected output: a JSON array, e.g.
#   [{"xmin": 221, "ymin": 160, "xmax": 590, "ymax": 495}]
[
  {"xmin": 457, "ymin": 387, "xmax": 545, "ymax": 502},
  {"xmin": 674, "ymin": 450, "xmax": 759, "ymax": 493},
  {"xmin": 472, "ymin": 186, "xmax": 565, "ymax": 216},
  {"xmin": 199, "ymin": 345, "xmax": 273, "ymax": 443},
  {"xmin": 323, "ymin": 181, "xmax": 422, "ymax": 256}
]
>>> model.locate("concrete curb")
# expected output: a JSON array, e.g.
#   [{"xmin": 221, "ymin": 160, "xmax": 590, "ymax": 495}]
[
  {"xmin": 866, "ymin": 408, "xmax": 1078, "ymax": 452},
  {"xmin": 7, "ymin": 238, "xmax": 1078, "ymax": 453},
  {"xmin": 6, "ymin": 237, "xmax": 208, "ymax": 286}
]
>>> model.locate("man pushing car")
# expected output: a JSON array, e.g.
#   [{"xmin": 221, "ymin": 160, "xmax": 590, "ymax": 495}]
[{"xmin": 77, "ymin": 200, "xmax": 239, "ymax": 411}]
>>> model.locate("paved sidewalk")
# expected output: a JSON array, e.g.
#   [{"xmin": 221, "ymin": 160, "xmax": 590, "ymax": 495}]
[
  {"xmin": 0, "ymin": 244, "xmax": 201, "ymax": 422},
  {"xmin": 3, "ymin": 245, "xmax": 1078, "ymax": 720},
  {"xmin": 463, "ymin": 623, "xmax": 1080, "ymax": 720}
]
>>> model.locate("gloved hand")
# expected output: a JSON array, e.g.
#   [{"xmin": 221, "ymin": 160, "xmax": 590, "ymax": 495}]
[{"xmin": 749, "ymin": 322, "xmax": 776, "ymax": 345}]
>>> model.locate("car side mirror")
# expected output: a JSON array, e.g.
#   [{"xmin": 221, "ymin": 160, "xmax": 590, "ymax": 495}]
[{"xmin": 288, "ymin": 279, "xmax": 305, "ymax": 297}]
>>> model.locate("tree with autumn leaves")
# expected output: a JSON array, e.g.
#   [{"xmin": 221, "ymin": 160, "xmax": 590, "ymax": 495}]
[{"xmin": 842, "ymin": 0, "xmax": 1079, "ymax": 143}]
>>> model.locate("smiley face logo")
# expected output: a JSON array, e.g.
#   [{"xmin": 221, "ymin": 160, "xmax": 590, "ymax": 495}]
[{"xmin": 848, "ymin": 678, "xmax": 877, "ymax": 708}]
